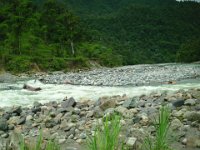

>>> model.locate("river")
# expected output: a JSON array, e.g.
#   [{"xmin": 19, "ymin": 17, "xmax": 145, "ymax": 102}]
[{"xmin": 0, "ymin": 78, "xmax": 200, "ymax": 107}]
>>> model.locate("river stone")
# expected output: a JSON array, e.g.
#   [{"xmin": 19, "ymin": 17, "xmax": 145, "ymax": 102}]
[
  {"xmin": 45, "ymin": 119, "xmax": 57, "ymax": 128},
  {"xmin": 99, "ymin": 99, "xmax": 116, "ymax": 111},
  {"xmin": 190, "ymin": 90, "xmax": 200, "ymax": 99},
  {"xmin": 184, "ymin": 99, "xmax": 196, "ymax": 106},
  {"xmin": 171, "ymin": 118, "xmax": 183, "ymax": 130},
  {"xmin": 126, "ymin": 137, "xmax": 137, "ymax": 147},
  {"xmin": 172, "ymin": 100, "xmax": 185, "ymax": 107},
  {"xmin": 33, "ymin": 101, "xmax": 42, "ymax": 108},
  {"xmin": 0, "ymin": 119, "xmax": 8, "ymax": 131},
  {"xmin": 17, "ymin": 117, "xmax": 26, "ymax": 125},
  {"xmin": 123, "ymin": 98, "xmax": 138, "ymax": 109},
  {"xmin": 61, "ymin": 97, "xmax": 76, "ymax": 108},
  {"xmin": 183, "ymin": 111, "xmax": 200, "ymax": 122},
  {"xmin": 12, "ymin": 106, "xmax": 22, "ymax": 115}
]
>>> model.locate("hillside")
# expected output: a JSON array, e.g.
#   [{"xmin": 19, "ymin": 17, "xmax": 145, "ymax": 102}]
[{"xmin": 0, "ymin": 0, "xmax": 200, "ymax": 72}]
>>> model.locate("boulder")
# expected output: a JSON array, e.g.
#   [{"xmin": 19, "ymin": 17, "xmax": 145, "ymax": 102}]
[
  {"xmin": 61, "ymin": 97, "xmax": 76, "ymax": 108},
  {"xmin": 23, "ymin": 84, "xmax": 42, "ymax": 91}
]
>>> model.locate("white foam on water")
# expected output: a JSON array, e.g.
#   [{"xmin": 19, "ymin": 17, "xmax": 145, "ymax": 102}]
[{"xmin": 0, "ymin": 80, "xmax": 200, "ymax": 107}]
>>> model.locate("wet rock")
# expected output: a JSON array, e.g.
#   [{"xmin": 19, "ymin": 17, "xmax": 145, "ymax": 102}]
[{"xmin": 61, "ymin": 97, "xmax": 76, "ymax": 108}]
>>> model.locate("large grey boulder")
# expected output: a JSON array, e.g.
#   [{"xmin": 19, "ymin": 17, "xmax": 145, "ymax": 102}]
[{"xmin": 61, "ymin": 97, "xmax": 76, "ymax": 108}]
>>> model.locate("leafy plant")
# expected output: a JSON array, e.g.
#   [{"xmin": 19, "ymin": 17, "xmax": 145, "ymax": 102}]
[
  {"xmin": 143, "ymin": 106, "xmax": 171, "ymax": 150},
  {"xmin": 87, "ymin": 114, "xmax": 123, "ymax": 150}
]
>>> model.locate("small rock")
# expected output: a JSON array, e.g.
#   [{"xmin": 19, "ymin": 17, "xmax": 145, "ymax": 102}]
[
  {"xmin": 58, "ymin": 139, "xmax": 66, "ymax": 144},
  {"xmin": 171, "ymin": 118, "xmax": 183, "ymax": 130},
  {"xmin": 17, "ymin": 117, "xmax": 26, "ymax": 125},
  {"xmin": 12, "ymin": 106, "xmax": 22, "ymax": 115},
  {"xmin": 79, "ymin": 132, "xmax": 87, "ymax": 139},
  {"xmin": 1, "ymin": 133, "xmax": 9, "ymax": 138},
  {"xmin": 182, "ymin": 138, "xmax": 187, "ymax": 145},
  {"xmin": 126, "ymin": 137, "xmax": 137, "ymax": 147},
  {"xmin": 123, "ymin": 98, "xmax": 138, "ymax": 109},
  {"xmin": 184, "ymin": 99, "xmax": 196, "ymax": 106},
  {"xmin": 86, "ymin": 111, "xmax": 94, "ymax": 118},
  {"xmin": 183, "ymin": 111, "xmax": 200, "ymax": 122},
  {"xmin": 0, "ymin": 119, "xmax": 8, "ymax": 131}
]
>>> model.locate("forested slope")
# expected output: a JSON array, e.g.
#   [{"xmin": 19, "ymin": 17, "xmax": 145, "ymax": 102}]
[{"xmin": 0, "ymin": 0, "xmax": 200, "ymax": 72}]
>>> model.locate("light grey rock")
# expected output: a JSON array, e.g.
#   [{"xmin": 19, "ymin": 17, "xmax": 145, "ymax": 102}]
[
  {"xmin": 184, "ymin": 99, "xmax": 196, "ymax": 106},
  {"xmin": 126, "ymin": 137, "xmax": 137, "ymax": 147}
]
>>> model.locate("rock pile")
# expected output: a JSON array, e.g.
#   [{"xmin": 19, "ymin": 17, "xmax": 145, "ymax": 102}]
[
  {"xmin": 40, "ymin": 63, "xmax": 200, "ymax": 86},
  {"xmin": 0, "ymin": 89, "xmax": 200, "ymax": 150}
]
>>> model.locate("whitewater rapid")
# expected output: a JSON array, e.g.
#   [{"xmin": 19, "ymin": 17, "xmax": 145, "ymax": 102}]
[{"xmin": 0, "ymin": 79, "xmax": 200, "ymax": 107}]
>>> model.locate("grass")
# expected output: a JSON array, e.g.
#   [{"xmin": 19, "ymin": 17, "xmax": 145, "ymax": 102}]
[
  {"xmin": 87, "ymin": 114, "xmax": 124, "ymax": 150},
  {"xmin": 19, "ymin": 131, "xmax": 60, "ymax": 150},
  {"xmin": 143, "ymin": 106, "xmax": 171, "ymax": 150}
]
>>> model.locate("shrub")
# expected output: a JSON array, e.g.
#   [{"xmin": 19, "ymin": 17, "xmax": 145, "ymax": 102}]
[
  {"xmin": 143, "ymin": 106, "xmax": 171, "ymax": 150},
  {"xmin": 87, "ymin": 114, "xmax": 124, "ymax": 150}
]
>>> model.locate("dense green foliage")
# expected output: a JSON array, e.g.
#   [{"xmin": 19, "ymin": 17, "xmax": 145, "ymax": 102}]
[{"xmin": 0, "ymin": 0, "xmax": 200, "ymax": 72}]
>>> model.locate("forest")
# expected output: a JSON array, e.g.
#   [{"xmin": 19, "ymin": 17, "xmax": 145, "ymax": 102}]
[{"xmin": 0, "ymin": 0, "xmax": 200, "ymax": 72}]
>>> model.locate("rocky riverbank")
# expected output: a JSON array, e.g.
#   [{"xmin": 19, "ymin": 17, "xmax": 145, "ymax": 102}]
[
  {"xmin": 0, "ymin": 88, "xmax": 200, "ymax": 150},
  {"xmin": 40, "ymin": 63, "xmax": 200, "ymax": 86}
]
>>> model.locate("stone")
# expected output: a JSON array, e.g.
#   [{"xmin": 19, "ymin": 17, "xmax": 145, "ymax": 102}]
[
  {"xmin": 99, "ymin": 99, "xmax": 116, "ymax": 111},
  {"xmin": 12, "ymin": 106, "xmax": 22, "ymax": 115},
  {"xmin": 58, "ymin": 139, "xmax": 66, "ymax": 144},
  {"xmin": 31, "ymin": 107, "xmax": 41, "ymax": 114},
  {"xmin": 126, "ymin": 137, "xmax": 137, "ymax": 147},
  {"xmin": 86, "ymin": 111, "xmax": 94, "ymax": 118},
  {"xmin": 79, "ymin": 132, "xmax": 87, "ymax": 139},
  {"xmin": 182, "ymin": 138, "xmax": 187, "ymax": 145},
  {"xmin": 171, "ymin": 118, "xmax": 183, "ymax": 130},
  {"xmin": 17, "ymin": 117, "xmax": 26, "ymax": 125},
  {"xmin": 33, "ymin": 101, "xmax": 42, "ymax": 108},
  {"xmin": 61, "ymin": 97, "xmax": 76, "ymax": 108},
  {"xmin": 45, "ymin": 119, "xmax": 57, "ymax": 128},
  {"xmin": 0, "ymin": 119, "xmax": 8, "ymax": 131},
  {"xmin": 183, "ymin": 111, "xmax": 200, "ymax": 122},
  {"xmin": 26, "ymin": 115, "xmax": 33, "ymax": 121},
  {"xmin": 172, "ymin": 100, "xmax": 184, "ymax": 107},
  {"xmin": 1, "ymin": 133, "xmax": 9, "ymax": 138},
  {"xmin": 104, "ymin": 108, "xmax": 115, "ymax": 115},
  {"xmin": 184, "ymin": 99, "xmax": 196, "ymax": 106},
  {"xmin": 123, "ymin": 98, "xmax": 138, "ymax": 109},
  {"xmin": 115, "ymin": 106, "xmax": 127, "ymax": 115}
]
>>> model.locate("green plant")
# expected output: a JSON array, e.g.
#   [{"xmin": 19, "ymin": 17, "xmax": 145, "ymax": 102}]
[
  {"xmin": 19, "ymin": 131, "xmax": 60, "ymax": 150},
  {"xmin": 87, "ymin": 114, "xmax": 123, "ymax": 150},
  {"xmin": 143, "ymin": 106, "xmax": 171, "ymax": 150}
]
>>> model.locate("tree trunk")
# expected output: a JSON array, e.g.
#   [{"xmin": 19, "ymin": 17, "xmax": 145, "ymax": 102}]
[{"xmin": 70, "ymin": 41, "xmax": 75, "ymax": 56}]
